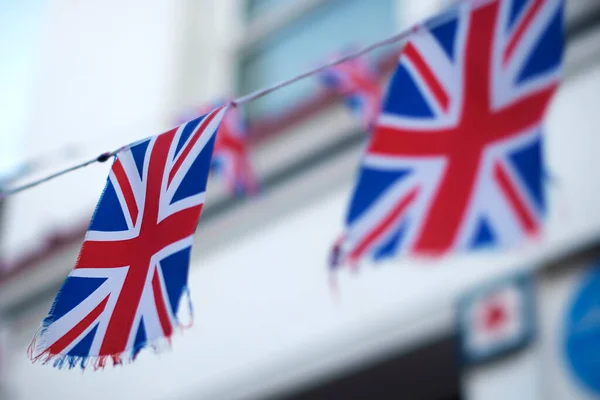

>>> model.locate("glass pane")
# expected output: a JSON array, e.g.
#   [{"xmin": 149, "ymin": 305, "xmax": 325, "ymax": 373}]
[
  {"xmin": 239, "ymin": 0, "xmax": 397, "ymax": 119},
  {"xmin": 246, "ymin": 0, "xmax": 295, "ymax": 21}
]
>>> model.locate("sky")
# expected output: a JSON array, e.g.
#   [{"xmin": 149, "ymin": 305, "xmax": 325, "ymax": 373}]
[{"xmin": 0, "ymin": 0, "xmax": 45, "ymax": 181}]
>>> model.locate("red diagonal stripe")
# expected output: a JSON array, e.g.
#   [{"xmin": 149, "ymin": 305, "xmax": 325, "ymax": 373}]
[
  {"xmin": 494, "ymin": 162, "xmax": 538, "ymax": 234},
  {"xmin": 345, "ymin": 62, "xmax": 378, "ymax": 94},
  {"xmin": 112, "ymin": 159, "xmax": 138, "ymax": 226},
  {"xmin": 168, "ymin": 109, "xmax": 220, "ymax": 187},
  {"xmin": 503, "ymin": 0, "xmax": 544, "ymax": 65},
  {"xmin": 489, "ymin": 85, "xmax": 557, "ymax": 142},
  {"xmin": 349, "ymin": 187, "xmax": 419, "ymax": 263},
  {"xmin": 45, "ymin": 295, "xmax": 109, "ymax": 356},
  {"xmin": 152, "ymin": 269, "xmax": 173, "ymax": 337},
  {"xmin": 216, "ymin": 131, "xmax": 245, "ymax": 155},
  {"xmin": 404, "ymin": 43, "xmax": 450, "ymax": 113},
  {"xmin": 157, "ymin": 205, "xmax": 203, "ymax": 248}
]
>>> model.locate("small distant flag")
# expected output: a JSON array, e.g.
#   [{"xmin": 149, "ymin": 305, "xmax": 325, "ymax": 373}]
[
  {"xmin": 177, "ymin": 102, "xmax": 258, "ymax": 196},
  {"xmin": 28, "ymin": 107, "xmax": 227, "ymax": 369},
  {"xmin": 331, "ymin": 0, "xmax": 563, "ymax": 268},
  {"xmin": 319, "ymin": 55, "xmax": 381, "ymax": 129},
  {"xmin": 212, "ymin": 105, "xmax": 259, "ymax": 196},
  {"xmin": 458, "ymin": 274, "xmax": 536, "ymax": 365}
]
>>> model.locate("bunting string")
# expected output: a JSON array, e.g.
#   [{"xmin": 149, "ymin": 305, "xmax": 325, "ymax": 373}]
[
  {"xmin": 0, "ymin": 3, "xmax": 463, "ymax": 200},
  {"xmin": 231, "ymin": 24, "xmax": 421, "ymax": 106},
  {"xmin": 0, "ymin": 146, "xmax": 128, "ymax": 199}
]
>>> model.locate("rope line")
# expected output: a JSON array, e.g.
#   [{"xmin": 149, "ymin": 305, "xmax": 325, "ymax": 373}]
[
  {"xmin": 0, "ymin": 146, "xmax": 128, "ymax": 199},
  {"xmin": 0, "ymin": 3, "xmax": 466, "ymax": 198}
]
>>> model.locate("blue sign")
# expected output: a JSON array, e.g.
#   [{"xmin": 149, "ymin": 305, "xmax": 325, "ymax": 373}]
[{"xmin": 564, "ymin": 263, "xmax": 600, "ymax": 395}]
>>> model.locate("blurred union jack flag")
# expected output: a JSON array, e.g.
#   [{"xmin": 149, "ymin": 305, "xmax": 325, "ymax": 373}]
[
  {"xmin": 320, "ymin": 55, "xmax": 382, "ymax": 129},
  {"xmin": 331, "ymin": 0, "xmax": 563, "ymax": 267},
  {"xmin": 212, "ymin": 105, "xmax": 259, "ymax": 196},
  {"xmin": 29, "ymin": 108, "xmax": 226, "ymax": 369},
  {"xmin": 177, "ymin": 103, "xmax": 258, "ymax": 196}
]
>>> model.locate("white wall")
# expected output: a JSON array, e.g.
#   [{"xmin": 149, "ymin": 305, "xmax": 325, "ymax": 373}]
[
  {"xmin": 1, "ymin": 0, "xmax": 187, "ymax": 266},
  {"xmin": 175, "ymin": 0, "xmax": 243, "ymax": 111},
  {"xmin": 0, "ymin": 1, "xmax": 46, "ymax": 179}
]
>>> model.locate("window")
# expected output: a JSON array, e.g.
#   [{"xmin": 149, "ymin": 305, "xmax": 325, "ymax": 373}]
[
  {"xmin": 246, "ymin": 0, "xmax": 295, "ymax": 21},
  {"xmin": 239, "ymin": 0, "xmax": 398, "ymax": 119}
]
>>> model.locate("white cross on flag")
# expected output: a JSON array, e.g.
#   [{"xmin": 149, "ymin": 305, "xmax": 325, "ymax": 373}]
[{"xmin": 458, "ymin": 274, "xmax": 535, "ymax": 365}]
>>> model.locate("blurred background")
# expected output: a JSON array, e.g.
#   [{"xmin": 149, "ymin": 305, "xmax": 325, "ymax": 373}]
[{"xmin": 1, "ymin": 0, "xmax": 600, "ymax": 399}]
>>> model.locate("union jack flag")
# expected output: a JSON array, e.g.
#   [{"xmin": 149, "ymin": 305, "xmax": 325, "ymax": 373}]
[
  {"xmin": 331, "ymin": 0, "xmax": 563, "ymax": 267},
  {"xmin": 320, "ymin": 55, "xmax": 382, "ymax": 129},
  {"xmin": 212, "ymin": 105, "xmax": 258, "ymax": 196},
  {"xmin": 28, "ymin": 108, "xmax": 226, "ymax": 368}
]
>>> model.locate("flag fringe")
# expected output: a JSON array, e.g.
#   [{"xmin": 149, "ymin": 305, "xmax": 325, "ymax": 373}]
[
  {"xmin": 28, "ymin": 334, "xmax": 181, "ymax": 371},
  {"xmin": 27, "ymin": 288, "xmax": 194, "ymax": 371}
]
